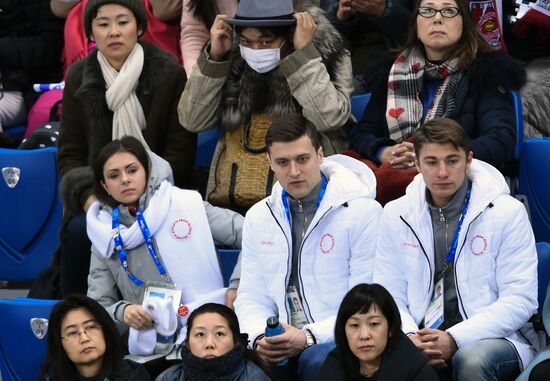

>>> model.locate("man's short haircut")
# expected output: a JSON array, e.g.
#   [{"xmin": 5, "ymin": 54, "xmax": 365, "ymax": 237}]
[
  {"xmin": 413, "ymin": 118, "xmax": 471, "ymax": 158},
  {"xmin": 265, "ymin": 113, "xmax": 321, "ymax": 153}
]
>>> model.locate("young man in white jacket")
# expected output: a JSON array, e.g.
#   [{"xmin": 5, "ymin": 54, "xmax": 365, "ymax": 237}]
[
  {"xmin": 373, "ymin": 118, "xmax": 539, "ymax": 381},
  {"xmin": 234, "ymin": 113, "xmax": 382, "ymax": 380}
]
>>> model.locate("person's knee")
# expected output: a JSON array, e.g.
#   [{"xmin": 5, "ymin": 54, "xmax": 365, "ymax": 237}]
[
  {"xmin": 298, "ymin": 342, "xmax": 334, "ymax": 381},
  {"xmin": 452, "ymin": 340, "xmax": 519, "ymax": 381}
]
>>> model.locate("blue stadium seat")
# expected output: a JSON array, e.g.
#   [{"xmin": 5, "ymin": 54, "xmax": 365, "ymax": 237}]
[
  {"xmin": 218, "ymin": 249, "xmax": 240, "ymax": 287},
  {"xmin": 0, "ymin": 148, "xmax": 62, "ymax": 281},
  {"xmin": 518, "ymin": 139, "xmax": 550, "ymax": 243},
  {"xmin": 0, "ymin": 298, "xmax": 58, "ymax": 381},
  {"xmin": 351, "ymin": 93, "xmax": 372, "ymax": 122},
  {"xmin": 195, "ymin": 128, "xmax": 220, "ymax": 168},
  {"xmin": 510, "ymin": 91, "xmax": 524, "ymax": 160},
  {"xmin": 536, "ymin": 242, "xmax": 550, "ymax": 314}
]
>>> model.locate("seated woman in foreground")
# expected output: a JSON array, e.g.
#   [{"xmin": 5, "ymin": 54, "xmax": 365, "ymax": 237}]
[
  {"xmin": 40, "ymin": 294, "xmax": 151, "ymax": 381},
  {"xmin": 87, "ymin": 136, "xmax": 236, "ymax": 358},
  {"xmin": 156, "ymin": 303, "xmax": 271, "ymax": 380},
  {"xmin": 319, "ymin": 283, "xmax": 438, "ymax": 381}
]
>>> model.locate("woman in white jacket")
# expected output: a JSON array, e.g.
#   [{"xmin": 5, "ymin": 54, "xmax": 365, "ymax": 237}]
[{"xmin": 87, "ymin": 136, "xmax": 234, "ymax": 359}]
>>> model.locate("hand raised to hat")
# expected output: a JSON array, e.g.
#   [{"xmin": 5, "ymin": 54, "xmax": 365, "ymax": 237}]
[
  {"xmin": 351, "ymin": 0, "xmax": 386, "ymax": 17},
  {"xmin": 337, "ymin": 0, "xmax": 356, "ymax": 21},
  {"xmin": 210, "ymin": 15, "xmax": 233, "ymax": 62},
  {"xmin": 293, "ymin": 12, "xmax": 316, "ymax": 51}
]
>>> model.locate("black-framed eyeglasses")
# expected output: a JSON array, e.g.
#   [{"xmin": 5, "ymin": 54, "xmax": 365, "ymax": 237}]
[
  {"xmin": 61, "ymin": 323, "xmax": 102, "ymax": 342},
  {"xmin": 417, "ymin": 6, "xmax": 461, "ymax": 18}
]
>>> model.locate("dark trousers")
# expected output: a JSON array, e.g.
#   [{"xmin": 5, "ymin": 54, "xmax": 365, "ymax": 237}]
[{"xmin": 60, "ymin": 213, "xmax": 91, "ymax": 296}]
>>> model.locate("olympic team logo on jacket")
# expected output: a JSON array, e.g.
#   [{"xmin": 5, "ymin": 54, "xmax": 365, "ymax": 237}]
[
  {"xmin": 320, "ymin": 233, "xmax": 335, "ymax": 254},
  {"xmin": 470, "ymin": 234, "xmax": 488, "ymax": 256},
  {"xmin": 170, "ymin": 218, "xmax": 192, "ymax": 240}
]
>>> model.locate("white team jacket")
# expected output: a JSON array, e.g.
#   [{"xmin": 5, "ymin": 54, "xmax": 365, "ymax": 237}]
[
  {"xmin": 235, "ymin": 155, "xmax": 383, "ymax": 345},
  {"xmin": 373, "ymin": 159, "xmax": 539, "ymax": 368}
]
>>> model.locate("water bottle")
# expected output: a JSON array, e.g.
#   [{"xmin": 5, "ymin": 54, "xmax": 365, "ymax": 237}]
[{"xmin": 265, "ymin": 316, "xmax": 288, "ymax": 366}]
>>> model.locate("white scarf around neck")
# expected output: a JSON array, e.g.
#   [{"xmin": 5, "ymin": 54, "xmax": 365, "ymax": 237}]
[{"xmin": 97, "ymin": 43, "xmax": 149, "ymax": 149}]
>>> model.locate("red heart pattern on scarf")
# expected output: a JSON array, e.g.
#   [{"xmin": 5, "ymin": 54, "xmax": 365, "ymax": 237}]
[
  {"xmin": 388, "ymin": 108, "xmax": 405, "ymax": 119},
  {"xmin": 388, "ymin": 81, "xmax": 399, "ymax": 91},
  {"xmin": 395, "ymin": 55, "xmax": 406, "ymax": 64},
  {"xmin": 411, "ymin": 63, "xmax": 421, "ymax": 73}
]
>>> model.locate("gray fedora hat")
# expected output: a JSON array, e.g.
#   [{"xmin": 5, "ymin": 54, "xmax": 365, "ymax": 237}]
[{"xmin": 227, "ymin": 0, "xmax": 296, "ymax": 27}]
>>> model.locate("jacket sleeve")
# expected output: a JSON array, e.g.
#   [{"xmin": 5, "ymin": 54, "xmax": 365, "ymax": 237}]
[
  {"xmin": 350, "ymin": 77, "xmax": 395, "ymax": 160},
  {"xmin": 57, "ymin": 65, "xmax": 89, "ymax": 178},
  {"xmin": 203, "ymin": 201, "xmax": 244, "ymax": 249},
  {"xmin": 466, "ymin": 86, "xmax": 516, "ymax": 169},
  {"xmin": 178, "ymin": 48, "xmax": 231, "ymax": 133},
  {"xmin": 303, "ymin": 199, "xmax": 382, "ymax": 343},
  {"xmin": 87, "ymin": 249, "xmax": 130, "ymax": 325},
  {"xmin": 234, "ymin": 210, "xmax": 279, "ymax": 345},
  {"xmin": 0, "ymin": 0, "xmax": 63, "ymax": 69},
  {"xmin": 158, "ymin": 65, "xmax": 197, "ymax": 189},
  {"xmin": 280, "ymin": 42, "xmax": 353, "ymax": 131},
  {"xmin": 446, "ymin": 201, "xmax": 538, "ymax": 348},
  {"xmin": 373, "ymin": 204, "xmax": 420, "ymax": 335}
]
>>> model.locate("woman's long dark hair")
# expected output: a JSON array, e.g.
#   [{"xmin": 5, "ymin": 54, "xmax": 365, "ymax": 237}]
[
  {"xmin": 39, "ymin": 295, "xmax": 124, "ymax": 381},
  {"xmin": 401, "ymin": 0, "xmax": 493, "ymax": 70},
  {"xmin": 185, "ymin": 303, "xmax": 270, "ymax": 376},
  {"xmin": 334, "ymin": 284, "xmax": 402, "ymax": 379},
  {"xmin": 187, "ymin": 0, "xmax": 221, "ymax": 30}
]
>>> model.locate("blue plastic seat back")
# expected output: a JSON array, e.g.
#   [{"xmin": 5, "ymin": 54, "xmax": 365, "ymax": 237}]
[
  {"xmin": 0, "ymin": 298, "xmax": 58, "ymax": 381},
  {"xmin": 519, "ymin": 139, "xmax": 550, "ymax": 243},
  {"xmin": 351, "ymin": 93, "xmax": 372, "ymax": 122},
  {"xmin": 195, "ymin": 128, "xmax": 220, "ymax": 168},
  {"xmin": 0, "ymin": 148, "xmax": 62, "ymax": 281},
  {"xmin": 510, "ymin": 90, "xmax": 523, "ymax": 160},
  {"xmin": 536, "ymin": 242, "xmax": 550, "ymax": 315},
  {"xmin": 218, "ymin": 249, "xmax": 240, "ymax": 287}
]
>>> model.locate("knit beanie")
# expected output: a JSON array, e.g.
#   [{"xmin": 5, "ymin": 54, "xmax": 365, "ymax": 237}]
[{"xmin": 84, "ymin": 0, "xmax": 148, "ymax": 39}]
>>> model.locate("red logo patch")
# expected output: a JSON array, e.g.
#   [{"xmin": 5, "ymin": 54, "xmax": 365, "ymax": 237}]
[
  {"xmin": 178, "ymin": 305, "xmax": 189, "ymax": 317},
  {"xmin": 402, "ymin": 241, "xmax": 420, "ymax": 249},
  {"xmin": 170, "ymin": 219, "xmax": 192, "ymax": 240},
  {"xmin": 320, "ymin": 233, "xmax": 335, "ymax": 254},
  {"xmin": 470, "ymin": 235, "xmax": 488, "ymax": 256}
]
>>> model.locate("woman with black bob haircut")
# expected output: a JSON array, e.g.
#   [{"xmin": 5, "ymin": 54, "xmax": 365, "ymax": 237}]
[
  {"xmin": 156, "ymin": 303, "xmax": 271, "ymax": 381},
  {"xmin": 319, "ymin": 284, "xmax": 437, "ymax": 380},
  {"xmin": 39, "ymin": 294, "xmax": 150, "ymax": 380}
]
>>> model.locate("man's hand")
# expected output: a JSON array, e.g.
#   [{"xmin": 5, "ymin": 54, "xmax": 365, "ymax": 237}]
[
  {"xmin": 255, "ymin": 323, "xmax": 307, "ymax": 365},
  {"xmin": 409, "ymin": 329, "xmax": 458, "ymax": 366},
  {"xmin": 293, "ymin": 12, "xmax": 316, "ymax": 50},
  {"xmin": 379, "ymin": 142, "xmax": 417, "ymax": 169},
  {"xmin": 210, "ymin": 15, "xmax": 233, "ymax": 61},
  {"xmin": 352, "ymin": 0, "xmax": 386, "ymax": 17},
  {"xmin": 224, "ymin": 288, "xmax": 237, "ymax": 309},
  {"xmin": 123, "ymin": 304, "xmax": 155, "ymax": 330}
]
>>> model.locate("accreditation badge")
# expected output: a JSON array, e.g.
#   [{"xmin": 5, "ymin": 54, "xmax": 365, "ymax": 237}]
[
  {"xmin": 143, "ymin": 281, "xmax": 182, "ymax": 315},
  {"xmin": 424, "ymin": 277, "xmax": 444, "ymax": 329},
  {"xmin": 286, "ymin": 285, "xmax": 308, "ymax": 329}
]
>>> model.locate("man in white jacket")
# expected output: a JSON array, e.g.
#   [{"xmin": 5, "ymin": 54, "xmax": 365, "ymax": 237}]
[
  {"xmin": 373, "ymin": 118, "xmax": 539, "ymax": 381},
  {"xmin": 234, "ymin": 113, "xmax": 382, "ymax": 380}
]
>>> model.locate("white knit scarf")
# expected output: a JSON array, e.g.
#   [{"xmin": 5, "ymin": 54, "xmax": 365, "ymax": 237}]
[{"xmin": 97, "ymin": 43, "xmax": 149, "ymax": 149}]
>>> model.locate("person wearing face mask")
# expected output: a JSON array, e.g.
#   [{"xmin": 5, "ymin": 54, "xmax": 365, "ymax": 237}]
[{"xmin": 178, "ymin": 0, "xmax": 354, "ymax": 215}]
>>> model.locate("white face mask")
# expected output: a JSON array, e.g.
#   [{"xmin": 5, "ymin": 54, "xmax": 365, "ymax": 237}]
[{"xmin": 239, "ymin": 44, "xmax": 282, "ymax": 74}]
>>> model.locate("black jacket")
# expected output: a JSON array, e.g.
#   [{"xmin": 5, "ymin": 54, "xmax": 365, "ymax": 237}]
[
  {"xmin": 58, "ymin": 41, "xmax": 196, "ymax": 213},
  {"xmin": 350, "ymin": 51, "xmax": 526, "ymax": 170},
  {"xmin": 0, "ymin": 0, "xmax": 63, "ymax": 104},
  {"xmin": 318, "ymin": 331, "xmax": 438, "ymax": 381}
]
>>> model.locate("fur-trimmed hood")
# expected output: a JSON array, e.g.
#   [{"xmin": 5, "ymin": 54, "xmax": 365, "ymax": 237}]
[
  {"xmin": 66, "ymin": 40, "xmax": 179, "ymax": 164},
  {"xmin": 219, "ymin": 6, "xmax": 349, "ymax": 132},
  {"xmin": 363, "ymin": 51, "xmax": 527, "ymax": 95}
]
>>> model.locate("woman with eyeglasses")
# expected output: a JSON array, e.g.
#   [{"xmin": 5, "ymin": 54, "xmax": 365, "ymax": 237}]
[
  {"xmin": 39, "ymin": 294, "xmax": 151, "ymax": 381},
  {"xmin": 349, "ymin": 0, "xmax": 525, "ymax": 204}
]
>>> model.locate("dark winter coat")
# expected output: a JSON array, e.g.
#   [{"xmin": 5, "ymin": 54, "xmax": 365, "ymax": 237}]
[
  {"xmin": 43, "ymin": 359, "xmax": 151, "ymax": 381},
  {"xmin": 0, "ymin": 0, "xmax": 64, "ymax": 105},
  {"xmin": 350, "ymin": 51, "xmax": 527, "ymax": 170},
  {"xmin": 58, "ymin": 41, "xmax": 196, "ymax": 213},
  {"xmin": 318, "ymin": 331, "xmax": 438, "ymax": 381},
  {"xmin": 156, "ymin": 359, "xmax": 270, "ymax": 381}
]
